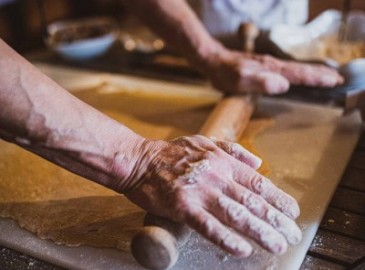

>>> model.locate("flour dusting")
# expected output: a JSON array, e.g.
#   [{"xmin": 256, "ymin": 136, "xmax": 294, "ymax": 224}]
[
  {"xmin": 178, "ymin": 159, "xmax": 211, "ymax": 184},
  {"xmin": 218, "ymin": 197, "xmax": 287, "ymax": 254}
]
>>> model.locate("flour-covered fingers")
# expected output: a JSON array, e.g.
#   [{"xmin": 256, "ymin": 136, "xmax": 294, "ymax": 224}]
[
  {"xmin": 238, "ymin": 70, "xmax": 290, "ymax": 95},
  {"xmin": 214, "ymin": 141, "xmax": 262, "ymax": 170},
  {"xmin": 186, "ymin": 207, "xmax": 253, "ymax": 257},
  {"xmin": 209, "ymin": 196, "xmax": 288, "ymax": 254},
  {"xmin": 279, "ymin": 62, "xmax": 344, "ymax": 87},
  {"xmin": 225, "ymin": 182, "xmax": 302, "ymax": 245},
  {"xmin": 233, "ymin": 165, "xmax": 300, "ymax": 219},
  {"xmin": 249, "ymin": 176, "xmax": 300, "ymax": 220}
]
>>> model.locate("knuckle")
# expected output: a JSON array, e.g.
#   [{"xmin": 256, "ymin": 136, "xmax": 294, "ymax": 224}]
[
  {"xmin": 171, "ymin": 136, "xmax": 189, "ymax": 146},
  {"xmin": 229, "ymin": 142, "xmax": 244, "ymax": 157},
  {"xmin": 172, "ymin": 135, "xmax": 216, "ymax": 152},
  {"xmin": 192, "ymin": 214, "xmax": 214, "ymax": 236},
  {"xmin": 218, "ymin": 197, "xmax": 248, "ymax": 226},
  {"xmin": 202, "ymin": 149, "xmax": 215, "ymax": 160},
  {"xmin": 249, "ymin": 174, "xmax": 267, "ymax": 194},
  {"xmin": 169, "ymin": 190, "xmax": 190, "ymax": 218},
  {"xmin": 214, "ymin": 140, "xmax": 225, "ymax": 148},
  {"xmin": 173, "ymin": 189, "xmax": 189, "ymax": 208},
  {"xmin": 190, "ymin": 134, "xmax": 205, "ymax": 142},
  {"xmin": 190, "ymin": 135, "xmax": 217, "ymax": 149},
  {"xmin": 243, "ymin": 192, "xmax": 267, "ymax": 209},
  {"xmin": 174, "ymin": 204, "xmax": 190, "ymax": 221}
]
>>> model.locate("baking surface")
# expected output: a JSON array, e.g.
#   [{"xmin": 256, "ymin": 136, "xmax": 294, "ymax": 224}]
[{"xmin": 0, "ymin": 64, "xmax": 362, "ymax": 270}]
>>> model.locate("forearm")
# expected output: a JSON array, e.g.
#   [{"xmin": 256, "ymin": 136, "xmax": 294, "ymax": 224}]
[
  {"xmin": 122, "ymin": 0, "xmax": 225, "ymax": 71},
  {"xmin": 0, "ymin": 39, "xmax": 145, "ymax": 191}
]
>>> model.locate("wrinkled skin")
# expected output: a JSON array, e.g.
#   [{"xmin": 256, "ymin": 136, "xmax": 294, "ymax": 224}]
[
  {"xmin": 1, "ymin": 38, "xmax": 303, "ymax": 258},
  {"xmin": 125, "ymin": 135, "xmax": 302, "ymax": 257},
  {"xmin": 206, "ymin": 50, "xmax": 344, "ymax": 95}
]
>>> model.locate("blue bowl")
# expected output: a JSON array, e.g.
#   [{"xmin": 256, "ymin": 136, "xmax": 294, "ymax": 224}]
[{"xmin": 46, "ymin": 17, "xmax": 119, "ymax": 60}]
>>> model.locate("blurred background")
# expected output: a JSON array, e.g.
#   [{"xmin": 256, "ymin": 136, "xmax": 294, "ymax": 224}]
[
  {"xmin": 0, "ymin": 0, "xmax": 126, "ymax": 53},
  {"xmin": 1, "ymin": 0, "xmax": 365, "ymax": 54}
]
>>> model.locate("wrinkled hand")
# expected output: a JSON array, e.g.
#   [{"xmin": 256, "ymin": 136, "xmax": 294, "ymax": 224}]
[
  {"xmin": 123, "ymin": 135, "xmax": 302, "ymax": 257},
  {"xmin": 205, "ymin": 49, "xmax": 344, "ymax": 95}
]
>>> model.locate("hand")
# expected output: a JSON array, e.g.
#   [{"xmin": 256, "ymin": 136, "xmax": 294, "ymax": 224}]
[
  {"xmin": 122, "ymin": 135, "xmax": 302, "ymax": 257},
  {"xmin": 205, "ymin": 49, "xmax": 344, "ymax": 95}
]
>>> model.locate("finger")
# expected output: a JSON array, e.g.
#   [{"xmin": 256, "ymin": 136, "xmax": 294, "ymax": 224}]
[
  {"xmin": 238, "ymin": 70, "xmax": 290, "ymax": 95},
  {"xmin": 209, "ymin": 196, "xmax": 288, "ymax": 254},
  {"xmin": 173, "ymin": 135, "xmax": 215, "ymax": 151},
  {"xmin": 233, "ymin": 164, "xmax": 300, "ymax": 219},
  {"xmin": 185, "ymin": 207, "xmax": 253, "ymax": 257},
  {"xmin": 214, "ymin": 140, "xmax": 262, "ymax": 170},
  {"xmin": 225, "ymin": 181, "xmax": 302, "ymax": 245},
  {"xmin": 279, "ymin": 62, "xmax": 344, "ymax": 87}
]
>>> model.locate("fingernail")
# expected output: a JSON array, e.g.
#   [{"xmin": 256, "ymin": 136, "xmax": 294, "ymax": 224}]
[
  {"xmin": 263, "ymin": 233, "xmax": 288, "ymax": 254},
  {"xmin": 338, "ymin": 75, "xmax": 345, "ymax": 84},
  {"xmin": 238, "ymin": 145, "xmax": 262, "ymax": 170},
  {"xmin": 266, "ymin": 209, "xmax": 302, "ymax": 245},
  {"xmin": 287, "ymin": 201, "xmax": 300, "ymax": 220},
  {"xmin": 274, "ymin": 241, "xmax": 288, "ymax": 255},
  {"xmin": 287, "ymin": 226, "xmax": 302, "ymax": 245},
  {"xmin": 275, "ymin": 196, "xmax": 300, "ymax": 220},
  {"xmin": 236, "ymin": 241, "xmax": 253, "ymax": 257},
  {"xmin": 268, "ymin": 80, "xmax": 289, "ymax": 94},
  {"xmin": 223, "ymin": 234, "xmax": 252, "ymax": 257},
  {"xmin": 321, "ymin": 75, "xmax": 338, "ymax": 86},
  {"xmin": 252, "ymin": 157, "xmax": 262, "ymax": 170}
]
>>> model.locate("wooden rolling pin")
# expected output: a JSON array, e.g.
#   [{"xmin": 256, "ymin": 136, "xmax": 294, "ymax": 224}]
[{"xmin": 131, "ymin": 23, "xmax": 260, "ymax": 270}]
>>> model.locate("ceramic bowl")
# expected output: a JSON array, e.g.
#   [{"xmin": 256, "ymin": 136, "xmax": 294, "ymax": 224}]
[{"xmin": 46, "ymin": 17, "xmax": 119, "ymax": 60}]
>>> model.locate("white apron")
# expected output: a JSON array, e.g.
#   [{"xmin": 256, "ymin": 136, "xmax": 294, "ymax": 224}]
[{"xmin": 188, "ymin": 0, "xmax": 308, "ymax": 45}]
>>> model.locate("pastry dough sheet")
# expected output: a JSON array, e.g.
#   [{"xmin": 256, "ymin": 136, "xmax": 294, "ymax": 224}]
[{"xmin": 0, "ymin": 89, "xmax": 271, "ymax": 251}]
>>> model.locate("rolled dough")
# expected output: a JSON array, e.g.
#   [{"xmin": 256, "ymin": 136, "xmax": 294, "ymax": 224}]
[{"xmin": 0, "ymin": 89, "xmax": 272, "ymax": 252}]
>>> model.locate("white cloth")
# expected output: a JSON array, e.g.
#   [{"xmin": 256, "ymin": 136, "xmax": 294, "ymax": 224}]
[{"xmin": 189, "ymin": 0, "xmax": 308, "ymax": 42}]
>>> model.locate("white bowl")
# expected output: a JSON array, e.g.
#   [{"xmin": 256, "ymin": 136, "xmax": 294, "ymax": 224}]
[{"xmin": 46, "ymin": 17, "xmax": 119, "ymax": 60}]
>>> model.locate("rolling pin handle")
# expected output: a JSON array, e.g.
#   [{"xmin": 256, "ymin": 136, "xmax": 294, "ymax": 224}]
[
  {"xmin": 143, "ymin": 213, "xmax": 192, "ymax": 248},
  {"xmin": 131, "ymin": 214, "xmax": 192, "ymax": 270},
  {"xmin": 238, "ymin": 22, "xmax": 259, "ymax": 53},
  {"xmin": 131, "ymin": 226, "xmax": 179, "ymax": 270}
]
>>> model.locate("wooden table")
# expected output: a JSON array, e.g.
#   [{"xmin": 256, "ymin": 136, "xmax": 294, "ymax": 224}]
[
  {"xmin": 300, "ymin": 131, "xmax": 365, "ymax": 270},
  {"xmin": 0, "ymin": 49, "xmax": 364, "ymax": 269}
]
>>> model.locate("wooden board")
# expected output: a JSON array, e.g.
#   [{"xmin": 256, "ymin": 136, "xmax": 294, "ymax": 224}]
[{"xmin": 0, "ymin": 64, "xmax": 362, "ymax": 270}]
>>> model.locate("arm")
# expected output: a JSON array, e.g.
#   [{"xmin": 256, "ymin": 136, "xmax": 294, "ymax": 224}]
[
  {"xmin": 123, "ymin": 0, "xmax": 343, "ymax": 94},
  {"xmin": 122, "ymin": 0, "xmax": 222, "ymax": 71},
  {"xmin": 0, "ymin": 39, "xmax": 302, "ymax": 256},
  {"xmin": 0, "ymin": 39, "xmax": 143, "ymax": 191}
]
